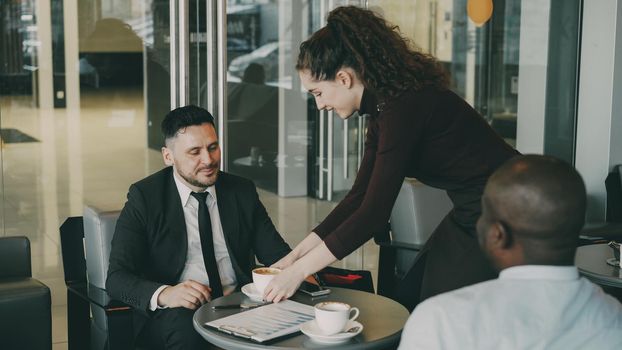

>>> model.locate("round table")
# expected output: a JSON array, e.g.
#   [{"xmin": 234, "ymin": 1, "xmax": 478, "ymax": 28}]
[
  {"xmin": 575, "ymin": 243, "xmax": 622, "ymax": 302},
  {"xmin": 193, "ymin": 287, "xmax": 409, "ymax": 350},
  {"xmin": 575, "ymin": 243, "xmax": 622, "ymax": 287}
]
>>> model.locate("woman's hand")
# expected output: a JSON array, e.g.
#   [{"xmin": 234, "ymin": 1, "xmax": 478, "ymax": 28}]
[
  {"xmin": 264, "ymin": 242, "xmax": 338, "ymax": 303},
  {"xmin": 272, "ymin": 233, "xmax": 322, "ymax": 270},
  {"xmin": 263, "ymin": 265, "xmax": 306, "ymax": 303}
]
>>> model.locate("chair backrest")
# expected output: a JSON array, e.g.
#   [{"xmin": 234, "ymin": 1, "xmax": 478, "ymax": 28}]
[
  {"xmin": 390, "ymin": 179, "xmax": 452, "ymax": 245},
  {"xmin": 83, "ymin": 205, "xmax": 121, "ymax": 289},
  {"xmin": 0, "ymin": 236, "xmax": 31, "ymax": 279},
  {"xmin": 60, "ymin": 217, "xmax": 86, "ymax": 285},
  {"xmin": 390, "ymin": 179, "xmax": 452, "ymax": 277},
  {"xmin": 606, "ymin": 164, "xmax": 622, "ymax": 222}
]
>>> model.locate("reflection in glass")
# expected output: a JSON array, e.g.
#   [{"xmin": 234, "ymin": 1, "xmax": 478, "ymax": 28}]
[
  {"xmin": 0, "ymin": 1, "xmax": 38, "ymax": 100},
  {"xmin": 224, "ymin": 0, "xmax": 365, "ymax": 199},
  {"xmin": 369, "ymin": 0, "xmax": 521, "ymax": 146},
  {"xmin": 544, "ymin": 0, "xmax": 581, "ymax": 164},
  {"xmin": 225, "ymin": 2, "xmax": 282, "ymax": 193}
]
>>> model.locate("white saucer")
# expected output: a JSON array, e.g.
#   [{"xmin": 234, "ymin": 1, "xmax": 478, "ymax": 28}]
[
  {"xmin": 300, "ymin": 319, "xmax": 363, "ymax": 344},
  {"xmin": 241, "ymin": 283, "xmax": 264, "ymax": 301}
]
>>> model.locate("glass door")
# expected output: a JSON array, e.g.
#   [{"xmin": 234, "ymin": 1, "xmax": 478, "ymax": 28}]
[
  {"xmin": 368, "ymin": 0, "xmax": 521, "ymax": 147},
  {"xmin": 308, "ymin": 1, "xmax": 367, "ymax": 202},
  {"xmin": 220, "ymin": 0, "xmax": 371, "ymax": 274},
  {"xmin": 222, "ymin": 0, "xmax": 365, "ymax": 200}
]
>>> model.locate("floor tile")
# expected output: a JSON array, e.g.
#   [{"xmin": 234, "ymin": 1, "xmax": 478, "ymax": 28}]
[
  {"xmin": 52, "ymin": 305, "xmax": 68, "ymax": 344},
  {"xmin": 52, "ymin": 342, "xmax": 68, "ymax": 350}
]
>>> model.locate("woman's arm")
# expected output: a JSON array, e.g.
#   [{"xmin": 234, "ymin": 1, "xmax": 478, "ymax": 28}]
[
  {"xmin": 270, "ymin": 232, "xmax": 322, "ymax": 269},
  {"xmin": 271, "ymin": 119, "xmax": 379, "ymax": 269},
  {"xmin": 312, "ymin": 119, "xmax": 379, "ymax": 239},
  {"xmin": 264, "ymin": 241, "xmax": 337, "ymax": 302},
  {"xmin": 263, "ymin": 117, "xmax": 382, "ymax": 301},
  {"xmin": 321, "ymin": 92, "xmax": 427, "ymax": 259}
]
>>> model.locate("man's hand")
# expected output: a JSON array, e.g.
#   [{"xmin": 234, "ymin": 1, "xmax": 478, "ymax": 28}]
[
  {"xmin": 263, "ymin": 266, "xmax": 306, "ymax": 303},
  {"xmin": 157, "ymin": 280, "xmax": 211, "ymax": 310}
]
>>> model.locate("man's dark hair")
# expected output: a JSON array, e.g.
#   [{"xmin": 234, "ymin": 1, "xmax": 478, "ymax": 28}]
[
  {"xmin": 161, "ymin": 105, "xmax": 215, "ymax": 143},
  {"xmin": 484, "ymin": 154, "xmax": 587, "ymax": 265}
]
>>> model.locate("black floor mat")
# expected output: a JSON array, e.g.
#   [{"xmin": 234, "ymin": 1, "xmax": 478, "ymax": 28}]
[{"xmin": 0, "ymin": 128, "xmax": 39, "ymax": 143}]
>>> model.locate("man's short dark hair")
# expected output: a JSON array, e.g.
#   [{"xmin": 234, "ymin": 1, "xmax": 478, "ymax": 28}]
[{"xmin": 161, "ymin": 105, "xmax": 215, "ymax": 142}]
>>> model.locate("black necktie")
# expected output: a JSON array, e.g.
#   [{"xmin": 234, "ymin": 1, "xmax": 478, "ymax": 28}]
[{"xmin": 190, "ymin": 191, "xmax": 223, "ymax": 298}]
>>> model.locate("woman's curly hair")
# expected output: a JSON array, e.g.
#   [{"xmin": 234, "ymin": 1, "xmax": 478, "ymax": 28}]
[{"xmin": 296, "ymin": 6, "xmax": 449, "ymax": 101}]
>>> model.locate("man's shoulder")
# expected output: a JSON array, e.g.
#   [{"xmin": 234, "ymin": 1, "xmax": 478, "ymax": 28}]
[
  {"xmin": 126, "ymin": 167, "xmax": 175, "ymax": 205},
  {"xmin": 577, "ymin": 277, "xmax": 622, "ymax": 319},
  {"xmin": 413, "ymin": 279, "xmax": 500, "ymax": 319}
]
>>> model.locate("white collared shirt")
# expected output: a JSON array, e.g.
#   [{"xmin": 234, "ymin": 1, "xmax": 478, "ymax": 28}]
[
  {"xmin": 399, "ymin": 265, "xmax": 622, "ymax": 350},
  {"xmin": 149, "ymin": 172, "xmax": 237, "ymax": 310}
]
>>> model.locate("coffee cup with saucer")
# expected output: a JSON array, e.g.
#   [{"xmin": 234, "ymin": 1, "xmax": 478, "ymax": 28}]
[
  {"xmin": 300, "ymin": 319, "xmax": 363, "ymax": 344},
  {"xmin": 300, "ymin": 301, "xmax": 363, "ymax": 344},
  {"xmin": 242, "ymin": 267, "xmax": 281, "ymax": 301}
]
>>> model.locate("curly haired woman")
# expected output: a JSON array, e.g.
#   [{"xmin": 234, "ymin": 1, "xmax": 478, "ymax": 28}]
[{"xmin": 263, "ymin": 6, "xmax": 519, "ymax": 309}]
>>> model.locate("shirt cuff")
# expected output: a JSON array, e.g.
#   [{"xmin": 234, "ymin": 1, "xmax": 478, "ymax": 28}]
[{"xmin": 149, "ymin": 285, "xmax": 170, "ymax": 311}]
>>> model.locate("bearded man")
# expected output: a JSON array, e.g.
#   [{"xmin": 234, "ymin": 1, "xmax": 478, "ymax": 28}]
[{"xmin": 106, "ymin": 105, "xmax": 290, "ymax": 349}]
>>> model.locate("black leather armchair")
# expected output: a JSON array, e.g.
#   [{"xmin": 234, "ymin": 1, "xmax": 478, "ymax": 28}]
[{"xmin": 0, "ymin": 236, "xmax": 52, "ymax": 350}]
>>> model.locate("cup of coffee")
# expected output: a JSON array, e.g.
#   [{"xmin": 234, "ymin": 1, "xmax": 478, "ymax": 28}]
[
  {"xmin": 252, "ymin": 267, "xmax": 281, "ymax": 295},
  {"xmin": 314, "ymin": 301, "xmax": 360, "ymax": 335}
]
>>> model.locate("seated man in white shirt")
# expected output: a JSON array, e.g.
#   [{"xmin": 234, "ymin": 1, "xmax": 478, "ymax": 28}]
[{"xmin": 398, "ymin": 154, "xmax": 622, "ymax": 350}]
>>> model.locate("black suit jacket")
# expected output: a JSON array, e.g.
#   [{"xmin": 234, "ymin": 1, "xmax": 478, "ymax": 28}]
[{"xmin": 106, "ymin": 167, "xmax": 290, "ymax": 319}]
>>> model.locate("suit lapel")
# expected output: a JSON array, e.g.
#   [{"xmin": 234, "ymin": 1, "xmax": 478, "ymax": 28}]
[
  {"xmin": 215, "ymin": 174, "xmax": 240, "ymax": 250},
  {"xmin": 215, "ymin": 173, "xmax": 253, "ymax": 286},
  {"xmin": 165, "ymin": 168, "xmax": 188, "ymax": 277}
]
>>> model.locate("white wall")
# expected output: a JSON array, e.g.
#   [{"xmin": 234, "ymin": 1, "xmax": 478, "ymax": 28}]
[
  {"xmin": 575, "ymin": 0, "xmax": 622, "ymax": 221},
  {"xmin": 515, "ymin": 0, "xmax": 550, "ymax": 154}
]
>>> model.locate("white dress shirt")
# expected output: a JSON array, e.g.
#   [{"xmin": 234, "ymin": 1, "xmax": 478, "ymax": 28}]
[
  {"xmin": 399, "ymin": 265, "xmax": 622, "ymax": 350},
  {"xmin": 149, "ymin": 172, "xmax": 237, "ymax": 310}
]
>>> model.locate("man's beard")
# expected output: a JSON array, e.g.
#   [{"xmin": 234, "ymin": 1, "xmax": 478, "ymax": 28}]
[{"xmin": 177, "ymin": 167, "xmax": 218, "ymax": 189}]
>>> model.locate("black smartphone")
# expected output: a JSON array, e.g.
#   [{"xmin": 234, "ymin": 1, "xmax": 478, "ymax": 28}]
[{"xmin": 299, "ymin": 281, "xmax": 331, "ymax": 297}]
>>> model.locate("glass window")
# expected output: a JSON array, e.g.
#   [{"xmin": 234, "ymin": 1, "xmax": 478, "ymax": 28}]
[
  {"xmin": 544, "ymin": 0, "xmax": 581, "ymax": 163},
  {"xmin": 369, "ymin": 0, "xmax": 581, "ymax": 157},
  {"xmin": 369, "ymin": 0, "xmax": 521, "ymax": 146}
]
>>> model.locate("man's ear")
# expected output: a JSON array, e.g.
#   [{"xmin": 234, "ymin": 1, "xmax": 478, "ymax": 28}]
[
  {"xmin": 489, "ymin": 221, "xmax": 513, "ymax": 250},
  {"xmin": 162, "ymin": 146, "xmax": 174, "ymax": 166},
  {"xmin": 335, "ymin": 69, "xmax": 353, "ymax": 88}
]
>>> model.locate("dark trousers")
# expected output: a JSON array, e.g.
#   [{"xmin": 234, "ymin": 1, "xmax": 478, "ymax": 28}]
[
  {"xmin": 139, "ymin": 307, "xmax": 217, "ymax": 350},
  {"xmin": 396, "ymin": 213, "xmax": 497, "ymax": 311}
]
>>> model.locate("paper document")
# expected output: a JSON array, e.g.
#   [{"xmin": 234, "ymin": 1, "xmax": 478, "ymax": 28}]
[{"xmin": 205, "ymin": 300, "xmax": 314, "ymax": 343}]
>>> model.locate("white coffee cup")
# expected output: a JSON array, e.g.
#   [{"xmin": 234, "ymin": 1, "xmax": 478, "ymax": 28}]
[
  {"xmin": 252, "ymin": 267, "xmax": 281, "ymax": 295},
  {"xmin": 314, "ymin": 301, "xmax": 360, "ymax": 335}
]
